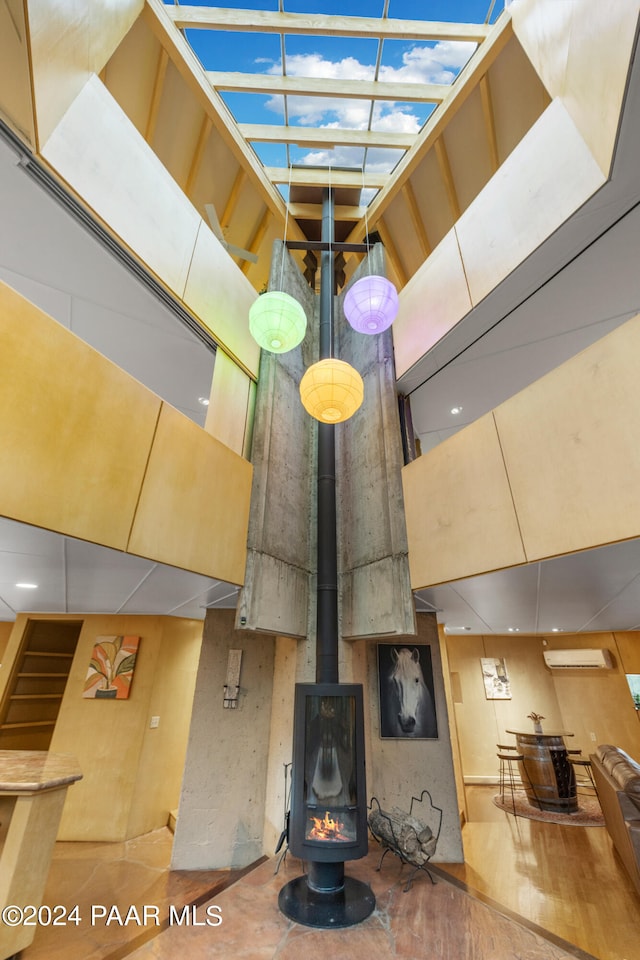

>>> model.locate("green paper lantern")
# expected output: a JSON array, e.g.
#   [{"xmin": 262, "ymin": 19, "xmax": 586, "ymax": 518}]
[{"xmin": 249, "ymin": 291, "xmax": 307, "ymax": 353}]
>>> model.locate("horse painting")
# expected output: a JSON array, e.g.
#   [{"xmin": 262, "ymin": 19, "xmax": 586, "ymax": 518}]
[{"xmin": 378, "ymin": 644, "xmax": 438, "ymax": 739}]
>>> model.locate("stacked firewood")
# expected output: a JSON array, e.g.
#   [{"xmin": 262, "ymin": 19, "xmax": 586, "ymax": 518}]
[{"xmin": 368, "ymin": 804, "xmax": 437, "ymax": 866}]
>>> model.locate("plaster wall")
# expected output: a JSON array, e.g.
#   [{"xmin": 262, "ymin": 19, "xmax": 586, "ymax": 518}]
[
  {"xmin": 404, "ymin": 313, "xmax": 640, "ymax": 589},
  {"xmin": 0, "ymin": 280, "xmax": 252, "ymax": 584},
  {"xmin": 0, "ymin": 623, "xmax": 12, "ymax": 664},
  {"xmin": 0, "ymin": 613, "xmax": 202, "ymax": 841},
  {"xmin": 510, "ymin": 0, "xmax": 639, "ymax": 177},
  {"xmin": 0, "ymin": 0, "xmax": 34, "ymax": 145},
  {"xmin": 53, "ymin": 614, "xmax": 201, "ymax": 840},
  {"xmin": 126, "ymin": 617, "xmax": 203, "ymax": 839},
  {"xmin": 27, "ymin": 0, "xmax": 144, "ymax": 148},
  {"xmin": 446, "ymin": 633, "xmax": 561, "ymax": 782},
  {"xmin": 446, "ymin": 631, "xmax": 640, "ymax": 785},
  {"xmin": 40, "ymin": 75, "xmax": 260, "ymax": 377}
]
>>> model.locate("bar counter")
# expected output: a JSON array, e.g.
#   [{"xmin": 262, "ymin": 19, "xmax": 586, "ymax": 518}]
[
  {"xmin": 0, "ymin": 750, "xmax": 82, "ymax": 960},
  {"xmin": 506, "ymin": 729, "xmax": 578, "ymax": 812}
]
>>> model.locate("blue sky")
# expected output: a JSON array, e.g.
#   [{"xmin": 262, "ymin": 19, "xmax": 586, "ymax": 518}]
[{"xmin": 180, "ymin": 1, "xmax": 505, "ymax": 176}]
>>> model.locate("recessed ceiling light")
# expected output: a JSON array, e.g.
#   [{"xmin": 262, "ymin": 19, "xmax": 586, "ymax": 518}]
[
  {"xmin": 450, "ymin": 406, "xmax": 463, "ymax": 415},
  {"xmin": 16, "ymin": 582, "xmax": 38, "ymax": 589},
  {"xmin": 551, "ymin": 627, "xmax": 562, "ymax": 633},
  {"xmin": 507, "ymin": 627, "xmax": 520, "ymax": 632},
  {"xmin": 198, "ymin": 397, "xmax": 210, "ymax": 406}
]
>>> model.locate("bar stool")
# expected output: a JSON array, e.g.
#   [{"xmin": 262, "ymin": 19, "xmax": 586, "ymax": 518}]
[
  {"xmin": 497, "ymin": 750, "xmax": 526, "ymax": 816},
  {"xmin": 568, "ymin": 755, "xmax": 596, "ymax": 793}
]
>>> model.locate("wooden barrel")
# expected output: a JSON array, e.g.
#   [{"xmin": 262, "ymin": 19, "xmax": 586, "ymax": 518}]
[{"xmin": 516, "ymin": 734, "xmax": 578, "ymax": 812}]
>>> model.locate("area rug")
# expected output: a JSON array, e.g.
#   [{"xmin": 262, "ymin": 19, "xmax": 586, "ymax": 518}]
[{"xmin": 493, "ymin": 792, "xmax": 604, "ymax": 826}]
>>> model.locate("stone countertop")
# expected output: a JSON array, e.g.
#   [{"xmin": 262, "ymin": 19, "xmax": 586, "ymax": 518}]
[{"xmin": 0, "ymin": 750, "xmax": 82, "ymax": 792}]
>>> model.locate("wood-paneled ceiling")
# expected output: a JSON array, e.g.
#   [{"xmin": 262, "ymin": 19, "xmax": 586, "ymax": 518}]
[{"xmin": 100, "ymin": 1, "xmax": 549, "ymax": 292}]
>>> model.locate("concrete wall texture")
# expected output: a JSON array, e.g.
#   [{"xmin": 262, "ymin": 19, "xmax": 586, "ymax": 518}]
[{"xmin": 173, "ymin": 244, "xmax": 462, "ymax": 870}]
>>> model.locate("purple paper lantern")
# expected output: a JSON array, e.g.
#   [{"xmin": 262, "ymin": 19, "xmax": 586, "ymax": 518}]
[{"xmin": 343, "ymin": 275, "xmax": 399, "ymax": 334}]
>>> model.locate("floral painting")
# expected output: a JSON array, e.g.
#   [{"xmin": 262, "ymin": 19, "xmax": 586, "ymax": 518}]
[{"xmin": 83, "ymin": 636, "xmax": 140, "ymax": 699}]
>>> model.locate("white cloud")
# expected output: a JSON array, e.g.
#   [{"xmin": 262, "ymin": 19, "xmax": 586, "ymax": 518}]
[
  {"xmin": 284, "ymin": 97, "xmax": 372, "ymax": 127},
  {"xmin": 257, "ymin": 41, "xmax": 475, "ymax": 172},
  {"xmin": 371, "ymin": 110, "xmax": 421, "ymax": 134},
  {"xmin": 295, "ymin": 145, "xmax": 403, "ymax": 176},
  {"xmin": 296, "ymin": 146, "xmax": 365, "ymax": 169},
  {"xmin": 380, "ymin": 40, "xmax": 477, "ymax": 85},
  {"xmin": 267, "ymin": 53, "xmax": 375, "ymax": 82},
  {"xmin": 261, "ymin": 40, "xmax": 475, "ymax": 129}
]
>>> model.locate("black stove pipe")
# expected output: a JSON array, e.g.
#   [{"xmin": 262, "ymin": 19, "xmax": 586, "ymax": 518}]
[
  {"xmin": 309, "ymin": 187, "xmax": 341, "ymax": 892},
  {"xmin": 316, "ymin": 186, "xmax": 339, "ymax": 686},
  {"xmin": 278, "ymin": 187, "xmax": 375, "ymax": 926}
]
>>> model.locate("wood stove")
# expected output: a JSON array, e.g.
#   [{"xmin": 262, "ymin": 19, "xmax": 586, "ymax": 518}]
[
  {"xmin": 287, "ymin": 683, "xmax": 368, "ymax": 861},
  {"xmin": 278, "ymin": 682, "xmax": 374, "ymax": 926}
]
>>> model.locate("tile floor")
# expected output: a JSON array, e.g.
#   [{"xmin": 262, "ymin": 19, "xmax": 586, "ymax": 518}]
[{"xmin": 21, "ymin": 827, "xmax": 593, "ymax": 960}]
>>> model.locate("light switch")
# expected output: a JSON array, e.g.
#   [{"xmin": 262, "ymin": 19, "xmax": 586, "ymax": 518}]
[{"xmin": 150, "ymin": 716, "xmax": 160, "ymax": 728}]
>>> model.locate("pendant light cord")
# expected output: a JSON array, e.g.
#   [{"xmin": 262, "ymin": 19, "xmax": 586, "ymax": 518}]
[
  {"xmin": 279, "ymin": 163, "xmax": 294, "ymax": 291},
  {"xmin": 328, "ymin": 164, "xmax": 333, "ymax": 358},
  {"xmin": 362, "ymin": 165, "xmax": 371, "ymax": 276}
]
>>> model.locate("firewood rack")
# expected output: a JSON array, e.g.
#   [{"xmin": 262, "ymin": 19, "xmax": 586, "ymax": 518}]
[{"xmin": 368, "ymin": 789, "xmax": 443, "ymax": 891}]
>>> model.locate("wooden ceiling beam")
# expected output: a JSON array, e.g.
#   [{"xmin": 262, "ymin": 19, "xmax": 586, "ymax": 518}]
[
  {"xmin": 375, "ymin": 218, "xmax": 407, "ymax": 288},
  {"xmin": 434, "ymin": 136, "xmax": 460, "ymax": 220},
  {"xmin": 289, "ymin": 202, "xmax": 364, "ymax": 221},
  {"xmin": 479, "ymin": 74, "xmax": 500, "ymax": 173},
  {"xmin": 266, "ymin": 167, "xmax": 387, "ymax": 189},
  {"xmin": 241, "ymin": 207, "xmax": 270, "ymax": 275},
  {"xmin": 239, "ymin": 124, "xmax": 415, "ymax": 150},
  {"xmin": 169, "ymin": 7, "xmax": 492, "ymax": 44},
  {"xmin": 185, "ymin": 114, "xmax": 213, "ymax": 194},
  {"xmin": 345, "ymin": 14, "xmax": 513, "ymax": 246},
  {"xmin": 221, "ymin": 168, "xmax": 247, "ymax": 228},
  {"xmin": 402, "ymin": 181, "xmax": 431, "ymax": 259},
  {"xmin": 145, "ymin": 48, "xmax": 168, "ymax": 144},
  {"xmin": 207, "ymin": 72, "xmax": 448, "ymax": 104},
  {"xmin": 143, "ymin": 0, "xmax": 297, "ymax": 232}
]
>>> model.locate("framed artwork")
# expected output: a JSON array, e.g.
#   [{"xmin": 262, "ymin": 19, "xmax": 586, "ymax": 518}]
[
  {"xmin": 625, "ymin": 674, "xmax": 640, "ymax": 710},
  {"xmin": 377, "ymin": 643, "xmax": 438, "ymax": 739},
  {"xmin": 83, "ymin": 636, "xmax": 140, "ymax": 699},
  {"xmin": 481, "ymin": 657, "xmax": 512, "ymax": 700}
]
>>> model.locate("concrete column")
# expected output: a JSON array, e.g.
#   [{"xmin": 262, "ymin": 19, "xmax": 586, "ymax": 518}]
[{"xmin": 171, "ymin": 609, "xmax": 275, "ymax": 869}]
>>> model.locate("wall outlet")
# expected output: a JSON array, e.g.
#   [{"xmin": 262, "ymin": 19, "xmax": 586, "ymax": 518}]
[
  {"xmin": 589, "ymin": 731, "xmax": 597, "ymax": 741},
  {"xmin": 150, "ymin": 716, "xmax": 160, "ymax": 729}
]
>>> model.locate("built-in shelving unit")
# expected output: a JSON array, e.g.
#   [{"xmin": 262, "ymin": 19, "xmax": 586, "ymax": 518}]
[{"xmin": 0, "ymin": 621, "xmax": 82, "ymax": 749}]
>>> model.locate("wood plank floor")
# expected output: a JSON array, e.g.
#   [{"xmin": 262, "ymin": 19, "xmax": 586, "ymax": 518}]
[{"xmin": 438, "ymin": 786, "xmax": 640, "ymax": 960}]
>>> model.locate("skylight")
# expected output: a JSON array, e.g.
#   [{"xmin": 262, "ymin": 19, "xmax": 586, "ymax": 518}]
[{"xmin": 169, "ymin": 0, "xmax": 504, "ymax": 203}]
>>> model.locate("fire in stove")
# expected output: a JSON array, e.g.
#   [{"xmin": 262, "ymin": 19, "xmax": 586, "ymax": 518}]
[
  {"xmin": 307, "ymin": 810, "xmax": 354, "ymax": 842},
  {"xmin": 279, "ymin": 683, "xmax": 375, "ymax": 928},
  {"xmin": 287, "ymin": 683, "xmax": 368, "ymax": 863}
]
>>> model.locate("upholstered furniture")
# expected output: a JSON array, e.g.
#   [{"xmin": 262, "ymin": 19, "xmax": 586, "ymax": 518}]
[{"xmin": 590, "ymin": 744, "xmax": 640, "ymax": 896}]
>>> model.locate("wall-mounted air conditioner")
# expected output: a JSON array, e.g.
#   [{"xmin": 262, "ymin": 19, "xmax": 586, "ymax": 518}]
[{"xmin": 543, "ymin": 648, "xmax": 613, "ymax": 670}]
